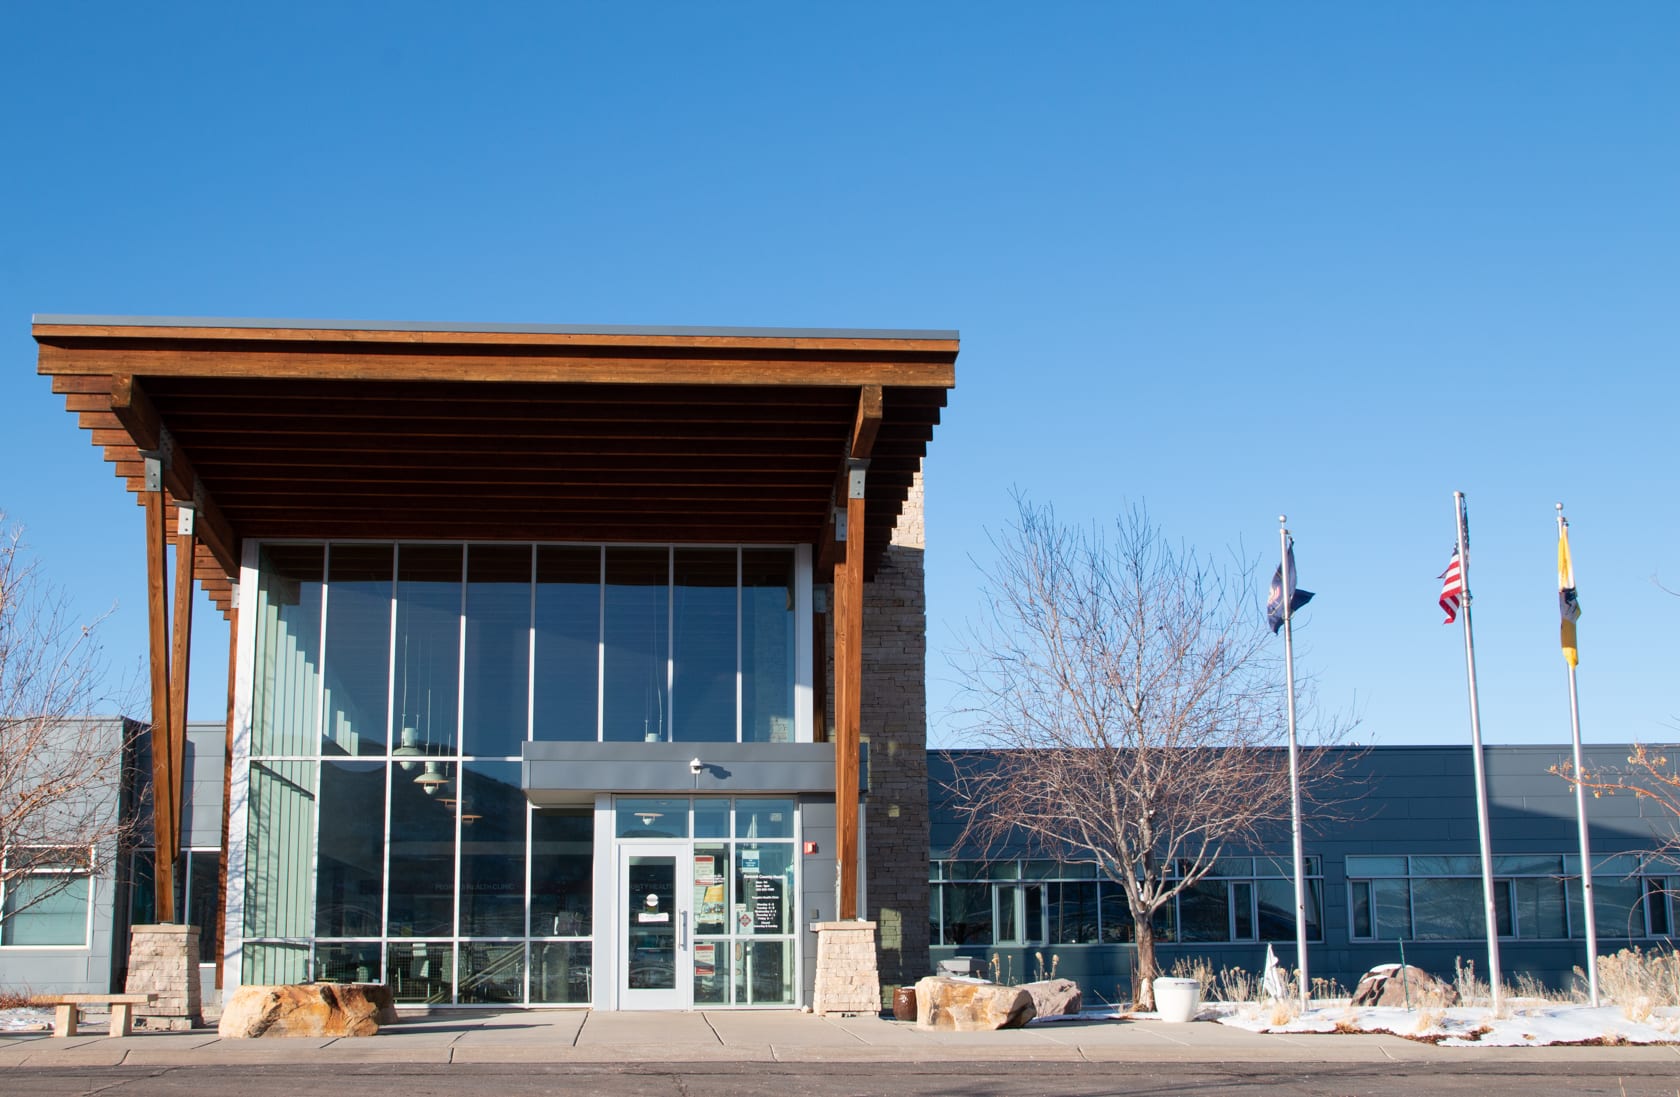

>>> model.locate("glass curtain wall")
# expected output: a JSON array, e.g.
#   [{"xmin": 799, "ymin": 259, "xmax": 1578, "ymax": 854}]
[{"xmin": 241, "ymin": 541, "xmax": 799, "ymax": 1005}]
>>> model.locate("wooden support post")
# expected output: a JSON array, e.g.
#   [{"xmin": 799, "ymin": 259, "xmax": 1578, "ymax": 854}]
[
  {"xmin": 142, "ymin": 469, "xmax": 176, "ymax": 924},
  {"xmin": 215, "ymin": 605, "xmax": 237, "ymax": 989},
  {"xmin": 168, "ymin": 505, "xmax": 195, "ymax": 890},
  {"xmin": 834, "ymin": 460, "xmax": 867, "ymax": 921}
]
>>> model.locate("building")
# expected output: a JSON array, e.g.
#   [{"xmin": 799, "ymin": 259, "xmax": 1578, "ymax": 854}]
[
  {"xmin": 930, "ymin": 745, "xmax": 1680, "ymax": 999},
  {"xmin": 32, "ymin": 315, "xmax": 957, "ymax": 1011}
]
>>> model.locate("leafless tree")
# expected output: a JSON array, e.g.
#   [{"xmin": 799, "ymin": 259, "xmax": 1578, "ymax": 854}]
[
  {"xmin": 0, "ymin": 514, "xmax": 137, "ymax": 930},
  {"xmin": 946, "ymin": 500, "xmax": 1348, "ymax": 1010},
  {"xmin": 1554, "ymin": 744, "xmax": 1680, "ymax": 868}
]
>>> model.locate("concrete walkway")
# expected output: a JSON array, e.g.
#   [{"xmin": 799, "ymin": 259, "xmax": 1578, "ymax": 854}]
[{"xmin": 3, "ymin": 1010, "xmax": 1678, "ymax": 1069}]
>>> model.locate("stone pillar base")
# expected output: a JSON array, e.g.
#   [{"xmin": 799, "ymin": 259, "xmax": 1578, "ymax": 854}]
[
  {"xmin": 125, "ymin": 924, "xmax": 203, "ymax": 1029},
  {"xmin": 812, "ymin": 920, "xmax": 881, "ymax": 1016}
]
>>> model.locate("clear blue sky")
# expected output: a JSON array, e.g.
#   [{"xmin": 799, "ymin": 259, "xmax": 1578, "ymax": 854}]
[{"xmin": 2, "ymin": 3, "xmax": 1675, "ymax": 750}]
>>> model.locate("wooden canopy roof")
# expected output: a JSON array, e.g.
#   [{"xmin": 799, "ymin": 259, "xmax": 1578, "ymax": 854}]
[{"xmin": 35, "ymin": 317, "xmax": 958, "ymax": 615}]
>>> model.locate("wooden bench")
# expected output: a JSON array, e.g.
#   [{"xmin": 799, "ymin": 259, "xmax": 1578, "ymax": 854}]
[{"xmin": 30, "ymin": 993, "xmax": 156, "ymax": 1037}]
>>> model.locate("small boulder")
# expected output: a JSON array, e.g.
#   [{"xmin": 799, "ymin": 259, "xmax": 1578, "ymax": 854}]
[
  {"xmin": 1350, "ymin": 964, "xmax": 1459, "ymax": 1008},
  {"xmin": 1020, "ymin": 978, "xmax": 1082, "ymax": 1017},
  {"xmin": 218, "ymin": 983, "xmax": 396, "ymax": 1038},
  {"xmin": 914, "ymin": 976, "xmax": 1035, "ymax": 1031}
]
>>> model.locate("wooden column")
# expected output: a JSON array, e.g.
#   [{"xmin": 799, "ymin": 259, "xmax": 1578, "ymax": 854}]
[
  {"xmin": 168, "ymin": 504, "xmax": 195, "ymax": 890},
  {"xmin": 215, "ymin": 603, "xmax": 237, "ymax": 988},
  {"xmin": 142, "ymin": 461, "xmax": 176, "ymax": 923},
  {"xmin": 834, "ymin": 460, "xmax": 867, "ymax": 921}
]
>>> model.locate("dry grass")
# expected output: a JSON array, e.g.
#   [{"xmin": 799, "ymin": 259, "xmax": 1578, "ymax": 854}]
[
  {"xmin": 1216, "ymin": 966, "xmax": 1255, "ymax": 1004},
  {"xmin": 0, "ymin": 988, "xmax": 37, "ymax": 1009},
  {"xmin": 1168, "ymin": 956, "xmax": 1216, "ymax": 999},
  {"xmin": 1595, "ymin": 946, "xmax": 1680, "ymax": 1021}
]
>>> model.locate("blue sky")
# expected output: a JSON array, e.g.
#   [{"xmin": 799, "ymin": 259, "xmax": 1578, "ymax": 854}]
[{"xmin": 2, "ymin": 3, "xmax": 1675, "ymax": 749}]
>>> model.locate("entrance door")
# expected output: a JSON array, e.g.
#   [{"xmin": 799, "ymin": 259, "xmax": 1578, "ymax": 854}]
[{"xmin": 618, "ymin": 842, "xmax": 691, "ymax": 1009}]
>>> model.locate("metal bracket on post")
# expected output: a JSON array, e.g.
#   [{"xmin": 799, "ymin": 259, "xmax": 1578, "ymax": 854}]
[
  {"xmin": 846, "ymin": 459, "xmax": 868, "ymax": 500},
  {"xmin": 833, "ymin": 506, "xmax": 848, "ymax": 543},
  {"xmin": 176, "ymin": 503, "xmax": 196, "ymax": 538},
  {"xmin": 142, "ymin": 453, "xmax": 163, "ymax": 493}
]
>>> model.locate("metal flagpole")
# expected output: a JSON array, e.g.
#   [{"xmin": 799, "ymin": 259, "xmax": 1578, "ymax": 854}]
[
  {"xmin": 1454, "ymin": 491, "xmax": 1503, "ymax": 1014},
  {"xmin": 1558, "ymin": 502, "xmax": 1600, "ymax": 1006},
  {"xmin": 1280, "ymin": 517, "xmax": 1310, "ymax": 1010}
]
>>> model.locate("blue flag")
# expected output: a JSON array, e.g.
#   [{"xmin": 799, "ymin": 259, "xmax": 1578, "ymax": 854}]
[{"xmin": 1267, "ymin": 542, "xmax": 1314, "ymax": 634}]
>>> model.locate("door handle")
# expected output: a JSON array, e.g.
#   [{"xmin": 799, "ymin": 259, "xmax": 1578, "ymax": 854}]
[{"xmin": 680, "ymin": 910, "xmax": 689, "ymax": 950}]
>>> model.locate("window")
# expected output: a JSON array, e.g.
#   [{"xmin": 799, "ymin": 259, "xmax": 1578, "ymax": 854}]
[
  {"xmin": 928, "ymin": 856, "xmax": 1321, "ymax": 947},
  {"xmin": 1, "ymin": 848, "xmax": 94, "ymax": 947},
  {"xmin": 1346, "ymin": 853, "xmax": 1670, "ymax": 942}
]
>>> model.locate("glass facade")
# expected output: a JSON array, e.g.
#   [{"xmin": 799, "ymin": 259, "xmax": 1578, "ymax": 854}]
[
  {"xmin": 239, "ymin": 541, "xmax": 804, "ymax": 1006},
  {"xmin": 930, "ymin": 857, "xmax": 1323, "ymax": 947},
  {"xmin": 1348, "ymin": 853, "xmax": 1676, "ymax": 942},
  {"xmin": 0, "ymin": 848, "xmax": 94, "ymax": 947}
]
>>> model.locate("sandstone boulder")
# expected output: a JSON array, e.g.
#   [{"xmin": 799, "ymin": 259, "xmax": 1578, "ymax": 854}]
[
  {"xmin": 218, "ymin": 983, "xmax": 397, "ymax": 1038},
  {"xmin": 1020, "ymin": 978, "xmax": 1082, "ymax": 1017},
  {"xmin": 1350, "ymin": 964, "xmax": 1459, "ymax": 1008},
  {"xmin": 914, "ymin": 976, "xmax": 1035, "ymax": 1031}
]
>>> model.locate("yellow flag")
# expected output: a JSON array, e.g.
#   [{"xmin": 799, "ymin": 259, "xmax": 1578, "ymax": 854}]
[{"xmin": 1558, "ymin": 523, "xmax": 1580, "ymax": 666}]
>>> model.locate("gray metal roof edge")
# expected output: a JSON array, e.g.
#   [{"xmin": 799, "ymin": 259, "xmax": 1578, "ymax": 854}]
[{"xmin": 32, "ymin": 314, "xmax": 960, "ymax": 341}]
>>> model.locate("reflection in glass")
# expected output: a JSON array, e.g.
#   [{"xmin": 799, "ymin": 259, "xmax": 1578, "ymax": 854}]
[
  {"xmin": 1256, "ymin": 879, "xmax": 1321, "ymax": 940},
  {"xmin": 616, "ymin": 798, "xmax": 689, "ymax": 839},
  {"xmin": 389, "ymin": 761, "xmax": 456, "ymax": 936},
  {"xmin": 604, "ymin": 549, "xmax": 669, "ymax": 742},
  {"xmin": 323, "ymin": 544, "xmax": 393, "ymax": 756},
  {"xmin": 242, "ymin": 942, "xmax": 309, "ymax": 985},
  {"xmin": 626, "ymin": 856, "xmax": 676, "ymax": 989},
  {"xmin": 244, "ymin": 760, "xmax": 316, "ymax": 938},
  {"xmin": 459, "ymin": 942, "xmax": 526, "ymax": 1003},
  {"xmin": 316, "ymin": 760, "xmax": 386, "ymax": 937},
  {"xmin": 693, "ymin": 799, "xmax": 729, "ymax": 839},
  {"xmin": 459, "ymin": 762, "xmax": 526, "ymax": 937},
  {"xmin": 694, "ymin": 938, "xmax": 731, "ymax": 1004},
  {"xmin": 388, "ymin": 941, "xmax": 454, "ymax": 1004},
  {"xmin": 735, "ymin": 799, "xmax": 793, "ymax": 839},
  {"xmin": 395, "ymin": 545, "xmax": 462, "ymax": 756},
  {"xmin": 315, "ymin": 941, "xmax": 381, "ymax": 984},
  {"xmin": 674, "ymin": 549, "xmax": 736, "ymax": 742},
  {"xmin": 1055, "ymin": 881, "xmax": 1099, "ymax": 944},
  {"xmin": 532, "ymin": 809, "xmax": 593, "ymax": 937},
  {"xmin": 532, "ymin": 941, "xmax": 592, "ymax": 1003},
  {"xmin": 735, "ymin": 939, "xmax": 793, "ymax": 1005},
  {"xmin": 252, "ymin": 543, "xmax": 323, "ymax": 756},
  {"xmin": 742, "ymin": 549, "xmax": 795, "ymax": 742},
  {"xmin": 464, "ymin": 545, "xmax": 531, "ymax": 756},
  {"xmin": 693, "ymin": 843, "xmax": 730, "ymax": 936},
  {"xmin": 534, "ymin": 547, "xmax": 600, "ymax": 741},
  {"xmin": 1178, "ymin": 879, "xmax": 1229, "ymax": 942}
]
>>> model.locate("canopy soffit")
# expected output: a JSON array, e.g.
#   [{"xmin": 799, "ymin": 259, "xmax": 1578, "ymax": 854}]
[{"xmin": 35, "ymin": 317, "xmax": 958, "ymax": 614}]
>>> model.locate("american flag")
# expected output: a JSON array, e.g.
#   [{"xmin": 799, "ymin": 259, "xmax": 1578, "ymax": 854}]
[{"xmin": 1438, "ymin": 546, "xmax": 1465, "ymax": 624}]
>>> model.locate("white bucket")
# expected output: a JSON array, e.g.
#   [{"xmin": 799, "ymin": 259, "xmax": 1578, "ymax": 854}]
[{"xmin": 1152, "ymin": 977, "xmax": 1201, "ymax": 1023}]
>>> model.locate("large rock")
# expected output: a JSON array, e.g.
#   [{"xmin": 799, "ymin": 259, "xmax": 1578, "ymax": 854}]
[
  {"xmin": 914, "ymin": 976, "xmax": 1036, "ymax": 1031},
  {"xmin": 1350, "ymin": 964, "xmax": 1459, "ymax": 1008},
  {"xmin": 218, "ymin": 983, "xmax": 397, "ymax": 1038},
  {"xmin": 1020, "ymin": 978, "xmax": 1082, "ymax": 1017}
]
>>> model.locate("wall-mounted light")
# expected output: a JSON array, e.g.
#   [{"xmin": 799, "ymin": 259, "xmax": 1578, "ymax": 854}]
[{"xmin": 414, "ymin": 761, "xmax": 449, "ymax": 796}]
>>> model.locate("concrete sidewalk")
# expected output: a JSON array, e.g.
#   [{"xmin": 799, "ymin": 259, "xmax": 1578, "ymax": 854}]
[{"xmin": 3, "ymin": 1010, "xmax": 1678, "ymax": 1069}]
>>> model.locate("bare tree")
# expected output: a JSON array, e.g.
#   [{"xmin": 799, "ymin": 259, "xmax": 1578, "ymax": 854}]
[
  {"xmin": 947, "ymin": 500, "xmax": 1346, "ymax": 1010},
  {"xmin": 0, "ymin": 514, "xmax": 136, "ymax": 931},
  {"xmin": 1554, "ymin": 745, "xmax": 1680, "ymax": 866}
]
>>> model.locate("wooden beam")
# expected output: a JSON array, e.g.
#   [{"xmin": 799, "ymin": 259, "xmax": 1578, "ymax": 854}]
[
  {"xmin": 42, "ymin": 344, "xmax": 956, "ymax": 389},
  {"xmin": 142, "ymin": 485, "xmax": 176, "ymax": 924},
  {"xmin": 851, "ymin": 384, "xmax": 883, "ymax": 460},
  {"xmin": 109, "ymin": 376, "xmax": 239, "ymax": 577}
]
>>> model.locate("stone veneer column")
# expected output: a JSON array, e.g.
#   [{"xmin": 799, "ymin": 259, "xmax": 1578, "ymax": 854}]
[
  {"xmin": 859, "ymin": 468, "xmax": 931, "ymax": 1001},
  {"xmin": 124, "ymin": 923, "xmax": 203, "ymax": 1029},
  {"xmin": 811, "ymin": 920, "xmax": 882, "ymax": 1015}
]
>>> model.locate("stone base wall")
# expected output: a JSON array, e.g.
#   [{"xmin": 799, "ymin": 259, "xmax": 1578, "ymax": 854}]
[
  {"xmin": 124, "ymin": 923, "xmax": 203, "ymax": 1029},
  {"xmin": 811, "ymin": 921, "xmax": 881, "ymax": 1015}
]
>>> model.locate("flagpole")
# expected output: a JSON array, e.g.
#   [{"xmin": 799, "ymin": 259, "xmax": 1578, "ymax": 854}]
[
  {"xmin": 1558, "ymin": 502, "xmax": 1600, "ymax": 1006},
  {"xmin": 1279, "ymin": 516, "xmax": 1310, "ymax": 1010},
  {"xmin": 1455, "ymin": 490, "xmax": 1504, "ymax": 1014}
]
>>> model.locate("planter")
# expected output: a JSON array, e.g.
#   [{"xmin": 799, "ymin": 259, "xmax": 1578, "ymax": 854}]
[{"xmin": 1152, "ymin": 977, "xmax": 1201, "ymax": 1023}]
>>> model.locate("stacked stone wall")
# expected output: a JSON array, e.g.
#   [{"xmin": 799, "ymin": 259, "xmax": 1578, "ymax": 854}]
[{"xmin": 860, "ymin": 470, "xmax": 930, "ymax": 996}]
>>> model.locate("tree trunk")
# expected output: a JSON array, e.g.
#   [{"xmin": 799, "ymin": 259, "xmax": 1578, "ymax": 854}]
[{"xmin": 1132, "ymin": 915, "xmax": 1158, "ymax": 1011}]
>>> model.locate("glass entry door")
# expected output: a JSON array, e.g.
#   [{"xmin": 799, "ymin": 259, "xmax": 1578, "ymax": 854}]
[{"xmin": 618, "ymin": 843, "xmax": 691, "ymax": 1009}]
